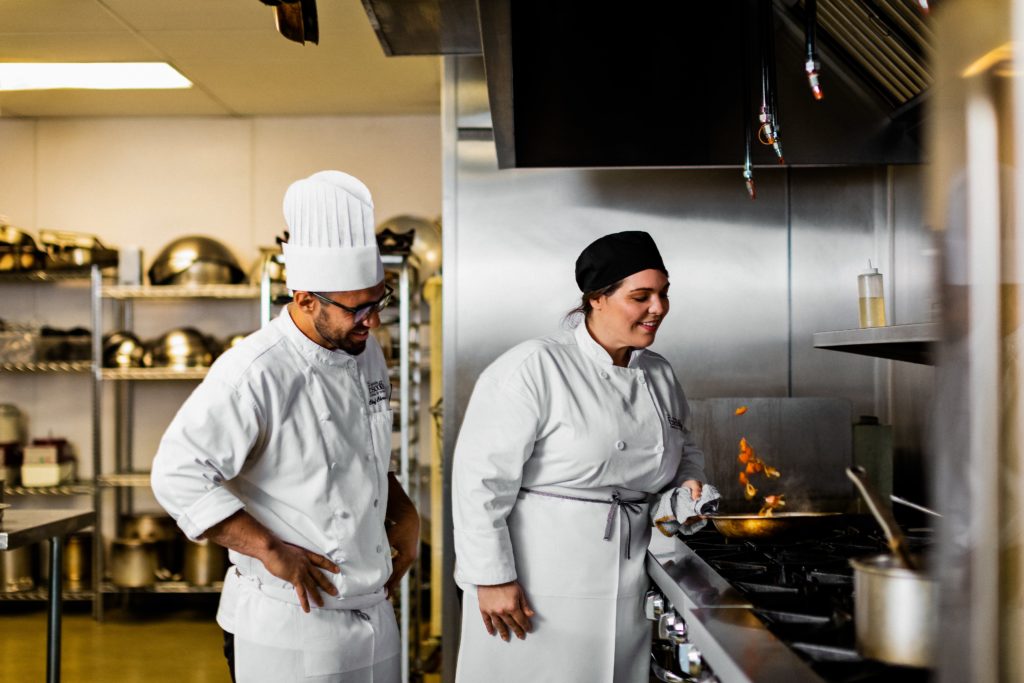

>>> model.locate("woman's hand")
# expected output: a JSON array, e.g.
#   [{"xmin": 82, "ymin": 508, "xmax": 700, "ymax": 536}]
[
  {"xmin": 477, "ymin": 581, "xmax": 535, "ymax": 641},
  {"xmin": 681, "ymin": 479, "xmax": 703, "ymax": 501}
]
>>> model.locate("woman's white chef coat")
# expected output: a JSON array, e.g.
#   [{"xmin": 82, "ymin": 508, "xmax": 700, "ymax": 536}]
[
  {"xmin": 151, "ymin": 309, "xmax": 400, "ymax": 678},
  {"xmin": 453, "ymin": 322, "xmax": 705, "ymax": 683}
]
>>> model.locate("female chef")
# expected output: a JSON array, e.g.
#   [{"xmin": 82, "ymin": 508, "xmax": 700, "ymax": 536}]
[{"xmin": 452, "ymin": 230, "xmax": 706, "ymax": 682}]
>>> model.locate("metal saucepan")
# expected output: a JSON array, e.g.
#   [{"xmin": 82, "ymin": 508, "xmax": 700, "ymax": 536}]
[
  {"xmin": 707, "ymin": 512, "xmax": 844, "ymax": 540},
  {"xmin": 850, "ymin": 553, "xmax": 935, "ymax": 667},
  {"xmin": 183, "ymin": 539, "xmax": 228, "ymax": 587},
  {"xmin": 109, "ymin": 538, "xmax": 158, "ymax": 588},
  {"xmin": 0, "ymin": 544, "xmax": 34, "ymax": 593},
  {"xmin": 845, "ymin": 466, "xmax": 935, "ymax": 666}
]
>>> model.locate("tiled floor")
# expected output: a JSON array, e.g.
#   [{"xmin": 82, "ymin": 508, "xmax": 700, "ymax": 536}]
[{"xmin": 0, "ymin": 599, "xmax": 228, "ymax": 682}]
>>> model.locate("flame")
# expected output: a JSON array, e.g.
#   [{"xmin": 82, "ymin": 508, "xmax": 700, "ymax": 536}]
[
  {"xmin": 759, "ymin": 494, "xmax": 786, "ymax": 517},
  {"xmin": 735, "ymin": 406, "xmax": 748, "ymax": 416}
]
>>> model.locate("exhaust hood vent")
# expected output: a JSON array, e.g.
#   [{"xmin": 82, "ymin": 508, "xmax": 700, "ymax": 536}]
[
  {"xmin": 802, "ymin": 0, "xmax": 932, "ymax": 106},
  {"xmin": 361, "ymin": 0, "xmax": 931, "ymax": 169}
]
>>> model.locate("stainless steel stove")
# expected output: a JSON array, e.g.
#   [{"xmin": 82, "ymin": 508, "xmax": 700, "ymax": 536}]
[{"xmin": 646, "ymin": 521, "xmax": 934, "ymax": 683}]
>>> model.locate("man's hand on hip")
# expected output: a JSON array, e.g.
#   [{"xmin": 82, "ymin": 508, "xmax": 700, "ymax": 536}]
[
  {"xmin": 201, "ymin": 510, "xmax": 340, "ymax": 615},
  {"xmin": 263, "ymin": 539, "xmax": 341, "ymax": 613}
]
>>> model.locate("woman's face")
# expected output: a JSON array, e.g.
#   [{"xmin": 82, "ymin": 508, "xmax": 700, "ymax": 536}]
[{"xmin": 590, "ymin": 268, "xmax": 670, "ymax": 350}]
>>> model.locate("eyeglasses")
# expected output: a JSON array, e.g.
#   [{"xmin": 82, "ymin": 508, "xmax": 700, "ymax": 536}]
[{"xmin": 312, "ymin": 285, "xmax": 394, "ymax": 324}]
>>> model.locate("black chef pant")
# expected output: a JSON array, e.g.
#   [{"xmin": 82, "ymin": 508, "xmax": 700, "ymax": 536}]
[{"xmin": 223, "ymin": 630, "xmax": 237, "ymax": 683}]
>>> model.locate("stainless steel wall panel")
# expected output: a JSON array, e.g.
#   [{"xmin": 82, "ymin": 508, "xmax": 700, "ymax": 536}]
[
  {"xmin": 890, "ymin": 165, "xmax": 935, "ymax": 500},
  {"xmin": 453, "ymin": 58, "xmax": 491, "ymax": 130},
  {"xmin": 450, "ymin": 142, "xmax": 792, "ymax": 433},
  {"xmin": 892, "ymin": 165, "xmax": 935, "ymax": 325},
  {"xmin": 789, "ymin": 167, "xmax": 880, "ymax": 417}
]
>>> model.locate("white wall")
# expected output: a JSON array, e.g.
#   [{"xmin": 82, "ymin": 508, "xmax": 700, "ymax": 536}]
[
  {"xmin": 0, "ymin": 114, "xmax": 440, "ymax": 494},
  {"xmin": 1, "ymin": 115, "xmax": 441, "ymax": 262}
]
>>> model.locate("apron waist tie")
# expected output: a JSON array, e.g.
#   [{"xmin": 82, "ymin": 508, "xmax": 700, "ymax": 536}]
[
  {"xmin": 520, "ymin": 488, "xmax": 650, "ymax": 559},
  {"xmin": 231, "ymin": 565, "xmax": 387, "ymax": 611}
]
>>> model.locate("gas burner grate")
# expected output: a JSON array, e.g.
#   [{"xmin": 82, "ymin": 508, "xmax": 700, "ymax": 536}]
[{"xmin": 682, "ymin": 519, "xmax": 935, "ymax": 682}]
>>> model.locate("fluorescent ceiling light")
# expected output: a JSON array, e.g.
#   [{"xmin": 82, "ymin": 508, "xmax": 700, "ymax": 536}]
[{"xmin": 0, "ymin": 63, "xmax": 192, "ymax": 91}]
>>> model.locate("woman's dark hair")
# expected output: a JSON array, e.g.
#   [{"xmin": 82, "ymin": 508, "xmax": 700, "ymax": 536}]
[{"xmin": 562, "ymin": 279, "xmax": 625, "ymax": 327}]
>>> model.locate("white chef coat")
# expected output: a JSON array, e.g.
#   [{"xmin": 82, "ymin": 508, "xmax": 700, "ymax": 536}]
[
  {"xmin": 453, "ymin": 322, "xmax": 705, "ymax": 683},
  {"xmin": 151, "ymin": 307, "xmax": 399, "ymax": 680}
]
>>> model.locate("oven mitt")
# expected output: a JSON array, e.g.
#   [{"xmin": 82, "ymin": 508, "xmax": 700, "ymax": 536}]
[{"xmin": 652, "ymin": 483, "xmax": 722, "ymax": 536}]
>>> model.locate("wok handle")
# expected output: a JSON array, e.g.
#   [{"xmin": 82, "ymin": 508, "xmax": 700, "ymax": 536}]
[{"xmin": 846, "ymin": 466, "xmax": 917, "ymax": 570}]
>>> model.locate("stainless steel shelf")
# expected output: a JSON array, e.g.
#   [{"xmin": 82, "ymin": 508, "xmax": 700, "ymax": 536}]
[
  {"xmin": 101, "ymin": 284, "xmax": 260, "ymax": 300},
  {"xmin": 101, "ymin": 367, "xmax": 208, "ymax": 381},
  {"xmin": 812, "ymin": 323, "xmax": 939, "ymax": 365},
  {"xmin": 0, "ymin": 269, "xmax": 93, "ymax": 283},
  {"xmin": 96, "ymin": 473, "xmax": 151, "ymax": 488},
  {"xmin": 5, "ymin": 482, "xmax": 94, "ymax": 496},
  {"xmin": 0, "ymin": 589, "xmax": 95, "ymax": 602},
  {"xmin": 99, "ymin": 581, "xmax": 222, "ymax": 594},
  {"xmin": 0, "ymin": 361, "xmax": 92, "ymax": 373}
]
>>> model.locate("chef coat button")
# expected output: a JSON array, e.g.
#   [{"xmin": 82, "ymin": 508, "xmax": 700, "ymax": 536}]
[
  {"xmin": 341, "ymin": 511, "xmax": 350, "ymax": 519},
  {"xmin": 376, "ymin": 544, "xmax": 382, "ymax": 553},
  {"xmin": 600, "ymin": 371, "xmax": 610, "ymax": 379},
  {"xmin": 373, "ymin": 498, "xmax": 379, "ymax": 508},
  {"xmin": 615, "ymin": 440, "xmax": 625, "ymax": 450},
  {"xmin": 638, "ymin": 376, "xmax": 647, "ymax": 385}
]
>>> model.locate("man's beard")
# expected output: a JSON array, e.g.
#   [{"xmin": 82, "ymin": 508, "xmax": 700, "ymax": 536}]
[{"xmin": 314, "ymin": 309, "xmax": 368, "ymax": 355}]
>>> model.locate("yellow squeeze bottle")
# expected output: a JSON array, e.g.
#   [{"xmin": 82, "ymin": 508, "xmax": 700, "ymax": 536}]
[{"xmin": 858, "ymin": 261, "xmax": 887, "ymax": 328}]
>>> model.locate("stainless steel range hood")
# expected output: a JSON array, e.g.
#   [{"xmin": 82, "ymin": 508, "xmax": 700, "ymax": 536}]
[{"xmin": 362, "ymin": 0, "xmax": 930, "ymax": 168}]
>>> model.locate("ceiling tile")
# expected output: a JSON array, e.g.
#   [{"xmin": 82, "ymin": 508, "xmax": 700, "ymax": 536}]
[
  {"xmin": 0, "ymin": 32, "xmax": 160, "ymax": 61},
  {"xmin": 0, "ymin": 0, "xmax": 124, "ymax": 32},
  {"xmin": 100, "ymin": 0, "xmax": 272, "ymax": 31},
  {"xmin": 0, "ymin": 0, "xmax": 442, "ymax": 117}
]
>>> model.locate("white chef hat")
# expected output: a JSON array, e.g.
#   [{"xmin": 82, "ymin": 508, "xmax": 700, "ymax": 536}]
[{"xmin": 281, "ymin": 170, "xmax": 384, "ymax": 292}]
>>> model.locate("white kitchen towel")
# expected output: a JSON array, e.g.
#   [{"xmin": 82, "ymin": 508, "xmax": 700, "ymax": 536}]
[{"xmin": 652, "ymin": 483, "xmax": 721, "ymax": 536}]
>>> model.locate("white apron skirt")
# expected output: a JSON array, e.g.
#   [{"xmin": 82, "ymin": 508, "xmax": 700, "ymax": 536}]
[
  {"xmin": 220, "ymin": 567, "xmax": 401, "ymax": 683},
  {"xmin": 456, "ymin": 487, "xmax": 652, "ymax": 683}
]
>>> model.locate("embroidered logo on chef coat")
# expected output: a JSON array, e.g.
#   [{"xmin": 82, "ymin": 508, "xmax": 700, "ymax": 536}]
[
  {"xmin": 667, "ymin": 415, "xmax": 683, "ymax": 431},
  {"xmin": 368, "ymin": 380, "xmax": 388, "ymax": 407}
]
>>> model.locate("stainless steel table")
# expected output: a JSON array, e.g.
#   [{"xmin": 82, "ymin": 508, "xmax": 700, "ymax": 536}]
[{"xmin": 0, "ymin": 508, "xmax": 96, "ymax": 683}]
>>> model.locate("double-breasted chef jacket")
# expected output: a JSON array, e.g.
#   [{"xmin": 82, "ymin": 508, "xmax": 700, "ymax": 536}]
[
  {"xmin": 453, "ymin": 321, "xmax": 706, "ymax": 683},
  {"xmin": 151, "ymin": 308, "xmax": 400, "ymax": 680}
]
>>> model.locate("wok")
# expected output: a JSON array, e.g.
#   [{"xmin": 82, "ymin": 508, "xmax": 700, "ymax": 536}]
[{"xmin": 707, "ymin": 512, "xmax": 845, "ymax": 540}]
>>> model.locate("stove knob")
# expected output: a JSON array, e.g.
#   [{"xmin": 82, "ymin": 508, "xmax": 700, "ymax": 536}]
[
  {"xmin": 666, "ymin": 618, "xmax": 688, "ymax": 644},
  {"xmin": 657, "ymin": 611, "xmax": 681, "ymax": 640},
  {"xmin": 676, "ymin": 642, "xmax": 703, "ymax": 677},
  {"xmin": 644, "ymin": 590, "xmax": 665, "ymax": 621}
]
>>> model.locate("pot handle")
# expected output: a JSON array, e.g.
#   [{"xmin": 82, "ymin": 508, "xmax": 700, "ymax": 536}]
[{"xmin": 846, "ymin": 466, "xmax": 917, "ymax": 570}]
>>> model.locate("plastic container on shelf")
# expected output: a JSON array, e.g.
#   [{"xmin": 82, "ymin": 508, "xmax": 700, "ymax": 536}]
[{"xmin": 858, "ymin": 262, "xmax": 887, "ymax": 328}]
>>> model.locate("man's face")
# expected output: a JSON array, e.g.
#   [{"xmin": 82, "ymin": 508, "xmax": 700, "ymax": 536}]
[{"xmin": 308, "ymin": 281, "xmax": 387, "ymax": 354}]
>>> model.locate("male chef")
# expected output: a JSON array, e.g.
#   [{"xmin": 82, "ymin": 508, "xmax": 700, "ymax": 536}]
[{"xmin": 151, "ymin": 170, "xmax": 419, "ymax": 683}]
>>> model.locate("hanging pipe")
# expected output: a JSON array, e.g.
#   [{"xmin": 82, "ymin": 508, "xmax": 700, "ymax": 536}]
[
  {"xmin": 765, "ymin": 0, "xmax": 785, "ymax": 163},
  {"xmin": 757, "ymin": 0, "xmax": 776, "ymax": 147},
  {"xmin": 743, "ymin": 3, "xmax": 756, "ymax": 200},
  {"xmin": 805, "ymin": 0, "xmax": 823, "ymax": 100}
]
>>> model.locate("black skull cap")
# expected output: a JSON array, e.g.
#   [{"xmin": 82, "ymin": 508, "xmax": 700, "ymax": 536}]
[{"xmin": 574, "ymin": 230, "xmax": 667, "ymax": 292}]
